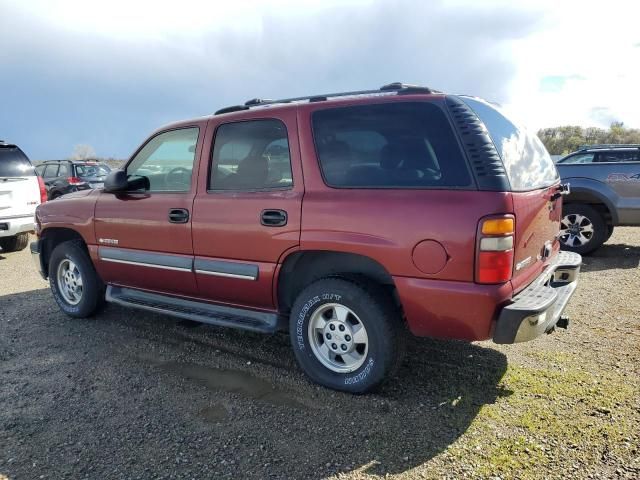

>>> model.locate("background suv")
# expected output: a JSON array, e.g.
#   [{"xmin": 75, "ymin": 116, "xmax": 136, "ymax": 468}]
[
  {"xmin": 35, "ymin": 160, "xmax": 111, "ymax": 199},
  {"xmin": 30, "ymin": 83, "xmax": 580, "ymax": 393},
  {"xmin": 556, "ymin": 144, "xmax": 640, "ymax": 254},
  {"xmin": 0, "ymin": 141, "xmax": 46, "ymax": 252}
]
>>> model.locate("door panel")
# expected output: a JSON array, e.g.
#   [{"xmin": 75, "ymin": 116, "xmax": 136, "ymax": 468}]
[
  {"xmin": 192, "ymin": 112, "xmax": 303, "ymax": 309},
  {"xmin": 93, "ymin": 124, "xmax": 205, "ymax": 296}
]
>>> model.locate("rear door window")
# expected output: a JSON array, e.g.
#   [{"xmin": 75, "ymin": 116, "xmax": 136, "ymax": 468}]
[
  {"xmin": 210, "ymin": 119, "xmax": 293, "ymax": 191},
  {"xmin": 0, "ymin": 146, "xmax": 35, "ymax": 177},
  {"xmin": 312, "ymin": 102, "xmax": 472, "ymax": 188},
  {"xmin": 461, "ymin": 97, "xmax": 559, "ymax": 191}
]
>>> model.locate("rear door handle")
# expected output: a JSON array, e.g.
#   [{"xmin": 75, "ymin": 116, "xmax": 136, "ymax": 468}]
[
  {"xmin": 260, "ymin": 209, "xmax": 287, "ymax": 227},
  {"xmin": 168, "ymin": 208, "xmax": 190, "ymax": 224}
]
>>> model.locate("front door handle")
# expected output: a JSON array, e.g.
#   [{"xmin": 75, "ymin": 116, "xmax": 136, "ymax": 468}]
[
  {"xmin": 168, "ymin": 208, "xmax": 189, "ymax": 224},
  {"xmin": 260, "ymin": 209, "xmax": 287, "ymax": 227}
]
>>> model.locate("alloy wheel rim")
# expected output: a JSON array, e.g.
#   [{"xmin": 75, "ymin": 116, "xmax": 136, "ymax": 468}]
[
  {"xmin": 56, "ymin": 259, "xmax": 83, "ymax": 305},
  {"xmin": 308, "ymin": 303, "xmax": 369, "ymax": 373},
  {"xmin": 559, "ymin": 213, "xmax": 594, "ymax": 247}
]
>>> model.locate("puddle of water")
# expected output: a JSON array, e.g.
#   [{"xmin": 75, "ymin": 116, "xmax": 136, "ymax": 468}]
[
  {"xmin": 160, "ymin": 361, "xmax": 306, "ymax": 410},
  {"xmin": 199, "ymin": 403, "xmax": 228, "ymax": 422}
]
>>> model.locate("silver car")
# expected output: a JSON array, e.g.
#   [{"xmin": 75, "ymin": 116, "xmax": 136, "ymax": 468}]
[{"xmin": 556, "ymin": 144, "xmax": 640, "ymax": 254}]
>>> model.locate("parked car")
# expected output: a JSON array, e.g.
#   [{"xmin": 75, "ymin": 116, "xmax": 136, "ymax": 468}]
[
  {"xmin": 30, "ymin": 83, "xmax": 581, "ymax": 393},
  {"xmin": 35, "ymin": 160, "xmax": 111, "ymax": 200},
  {"xmin": 556, "ymin": 144, "xmax": 640, "ymax": 254},
  {"xmin": 0, "ymin": 141, "xmax": 47, "ymax": 252}
]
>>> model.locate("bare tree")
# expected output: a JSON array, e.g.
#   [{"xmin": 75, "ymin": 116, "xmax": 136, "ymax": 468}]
[{"xmin": 70, "ymin": 144, "xmax": 96, "ymax": 160}]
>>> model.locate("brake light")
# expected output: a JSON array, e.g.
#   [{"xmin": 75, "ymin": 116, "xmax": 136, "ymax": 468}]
[
  {"xmin": 37, "ymin": 175, "xmax": 47, "ymax": 204},
  {"xmin": 68, "ymin": 176, "xmax": 83, "ymax": 185},
  {"xmin": 476, "ymin": 215, "xmax": 515, "ymax": 284}
]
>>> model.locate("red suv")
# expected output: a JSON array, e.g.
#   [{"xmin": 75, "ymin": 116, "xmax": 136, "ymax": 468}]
[{"xmin": 31, "ymin": 83, "xmax": 581, "ymax": 393}]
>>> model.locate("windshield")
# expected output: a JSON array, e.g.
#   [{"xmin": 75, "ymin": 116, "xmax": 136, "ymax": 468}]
[
  {"xmin": 75, "ymin": 164, "xmax": 111, "ymax": 177},
  {"xmin": 0, "ymin": 146, "xmax": 35, "ymax": 177}
]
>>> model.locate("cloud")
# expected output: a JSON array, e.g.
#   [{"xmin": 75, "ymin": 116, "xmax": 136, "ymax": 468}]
[
  {"xmin": 0, "ymin": 0, "xmax": 542, "ymax": 159},
  {"xmin": 589, "ymin": 107, "xmax": 619, "ymax": 126}
]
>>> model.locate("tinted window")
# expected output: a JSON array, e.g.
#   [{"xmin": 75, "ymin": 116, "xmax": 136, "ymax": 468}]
[
  {"xmin": 0, "ymin": 146, "xmax": 35, "ymax": 177},
  {"xmin": 597, "ymin": 151, "xmax": 639, "ymax": 163},
  {"xmin": 462, "ymin": 97, "xmax": 559, "ymax": 191},
  {"xmin": 127, "ymin": 128, "xmax": 199, "ymax": 192},
  {"xmin": 312, "ymin": 102, "xmax": 471, "ymax": 188},
  {"xmin": 210, "ymin": 120, "xmax": 293, "ymax": 190},
  {"xmin": 558, "ymin": 153, "xmax": 595, "ymax": 164}
]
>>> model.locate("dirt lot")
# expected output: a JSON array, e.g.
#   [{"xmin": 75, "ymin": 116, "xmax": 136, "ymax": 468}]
[{"xmin": 1, "ymin": 230, "xmax": 639, "ymax": 479}]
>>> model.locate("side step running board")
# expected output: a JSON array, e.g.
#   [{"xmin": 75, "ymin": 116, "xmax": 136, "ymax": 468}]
[{"xmin": 106, "ymin": 285, "xmax": 285, "ymax": 333}]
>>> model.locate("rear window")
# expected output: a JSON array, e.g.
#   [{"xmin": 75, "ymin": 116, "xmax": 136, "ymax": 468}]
[
  {"xmin": 461, "ymin": 97, "xmax": 558, "ymax": 191},
  {"xmin": 312, "ymin": 102, "xmax": 472, "ymax": 188},
  {"xmin": 0, "ymin": 146, "xmax": 35, "ymax": 177}
]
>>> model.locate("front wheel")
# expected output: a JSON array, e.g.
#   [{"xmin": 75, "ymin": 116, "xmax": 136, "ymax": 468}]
[
  {"xmin": 289, "ymin": 278, "xmax": 402, "ymax": 393},
  {"xmin": 559, "ymin": 204, "xmax": 606, "ymax": 255},
  {"xmin": 49, "ymin": 240, "xmax": 105, "ymax": 317}
]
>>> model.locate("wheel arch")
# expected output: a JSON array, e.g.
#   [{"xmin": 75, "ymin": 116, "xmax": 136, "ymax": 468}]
[
  {"xmin": 563, "ymin": 181, "xmax": 618, "ymax": 226},
  {"xmin": 39, "ymin": 227, "xmax": 88, "ymax": 278},
  {"xmin": 276, "ymin": 250, "xmax": 398, "ymax": 315}
]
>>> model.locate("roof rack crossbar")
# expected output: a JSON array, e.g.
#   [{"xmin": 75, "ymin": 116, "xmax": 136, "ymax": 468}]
[{"xmin": 219, "ymin": 82, "xmax": 437, "ymax": 114}]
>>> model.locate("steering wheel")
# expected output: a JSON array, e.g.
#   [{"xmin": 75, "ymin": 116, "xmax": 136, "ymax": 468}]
[{"xmin": 165, "ymin": 167, "xmax": 191, "ymax": 189}]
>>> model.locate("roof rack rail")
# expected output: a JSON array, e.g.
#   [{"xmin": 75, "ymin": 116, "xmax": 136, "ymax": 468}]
[
  {"xmin": 215, "ymin": 105, "xmax": 250, "ymax": 115},
  {"xmin": 578, "ymin": 144, "xmax": 640, "ymax": 151},
  {"xmin": 217, "ymin": 82, "xmax": 438, "ymax": 115}
]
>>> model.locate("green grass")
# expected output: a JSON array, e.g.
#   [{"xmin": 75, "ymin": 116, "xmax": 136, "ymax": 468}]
[{"xmin": 444, "ymin": 361, "xmax": 638, "ymax": 479}]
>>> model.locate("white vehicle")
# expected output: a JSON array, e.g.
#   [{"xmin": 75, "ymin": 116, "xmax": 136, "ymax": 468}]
[{"xmin": 0, "ymin": 141, "xmax": 46, "ymax": 252}]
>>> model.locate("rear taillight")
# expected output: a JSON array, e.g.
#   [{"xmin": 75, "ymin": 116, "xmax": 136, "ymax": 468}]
[
  {"xmin": 37, "ymin": 176, "xmax": 47, "ymax": 204},
  {"xmin": 476, "ymin": 216, "xmax": 514, "ymax": 284},
  {"xmin": 68, "ymin": 176, "xmax": 83, "ymax": 185}
]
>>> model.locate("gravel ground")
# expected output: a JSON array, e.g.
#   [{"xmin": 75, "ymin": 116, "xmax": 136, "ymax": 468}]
[{"xmin": 1, "ymin": 230, "xmax": 638, "ymax": 479}]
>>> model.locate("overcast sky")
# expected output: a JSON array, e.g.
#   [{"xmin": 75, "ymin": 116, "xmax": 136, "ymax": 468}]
[{"xmin": 1, "ymin": 0, "xmax": 639, "ymax": 160}]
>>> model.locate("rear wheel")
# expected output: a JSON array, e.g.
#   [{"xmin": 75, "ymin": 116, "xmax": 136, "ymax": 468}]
[
  {"xmin": 49, "ymin": 240, "xmax": 105, "ymax": 317},
  {"xmin": 289, "ymin": 278, "xmax": 402, "ymax": 393},
  {"xmin": 605, "ymin": 225, "xmax": 614, "ymax": 242},
  {"xmin": 0, "ymin": 233, "xmax": 29, "ymax": 252},
  {"xmin": 559, "ymin": 204, "xmax": 606, "ymax": 255}
]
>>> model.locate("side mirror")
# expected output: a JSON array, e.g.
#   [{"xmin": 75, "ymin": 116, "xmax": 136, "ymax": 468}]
[{"xmin": 104, "ymin": 170, "xmax": 128, "ymax": 193}]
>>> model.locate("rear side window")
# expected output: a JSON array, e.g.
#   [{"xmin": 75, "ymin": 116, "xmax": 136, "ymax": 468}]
[
  {"xmin": 210, "ymin": 119, "xmax": 293, "ymax": 191},
  {"xmin": 312, "ymin": 102, "xmax": 472, "ymax": 188},
  {"xmin": 0, "ymin": 146, "xmax": 35, "ymax": 177},
  {"xmin": 461, "ymin": 97, "xmax": 558, "ymax": 191},
  {"xmin": 58, "ymin": 164, "xmax": 70, "ymax": 177},
  {"xmin": 43, "ymin": 164, "xmax": 59, "ymax": 178},
  {"xmin": 597, "ymin": 151, "xmax": 639, "ymax": 163}
]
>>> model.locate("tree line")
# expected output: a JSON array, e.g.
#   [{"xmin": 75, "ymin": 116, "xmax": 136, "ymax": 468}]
[{"xmin": 537, "ymin": 122, "xmax": 640, "ymax": 156}]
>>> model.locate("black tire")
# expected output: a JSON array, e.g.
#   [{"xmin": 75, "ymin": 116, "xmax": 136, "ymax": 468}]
[
  {"xmin": 289, "ymin": 278, "xmax": 402, "ymax": 393},
  {"xmin": 559, "ymin": 204, "xmax": 606, "ymax": 255},
  {"xmin": 0, "ymin": 233, "xmax": 30, "ymax": 252},
  {"xmin": 605, "ymin": 225, "xmax": 614, "ymax": 242},
  {"xmin": 49, "ymin": 240, "xmax": 105, "ymax": 318}
]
